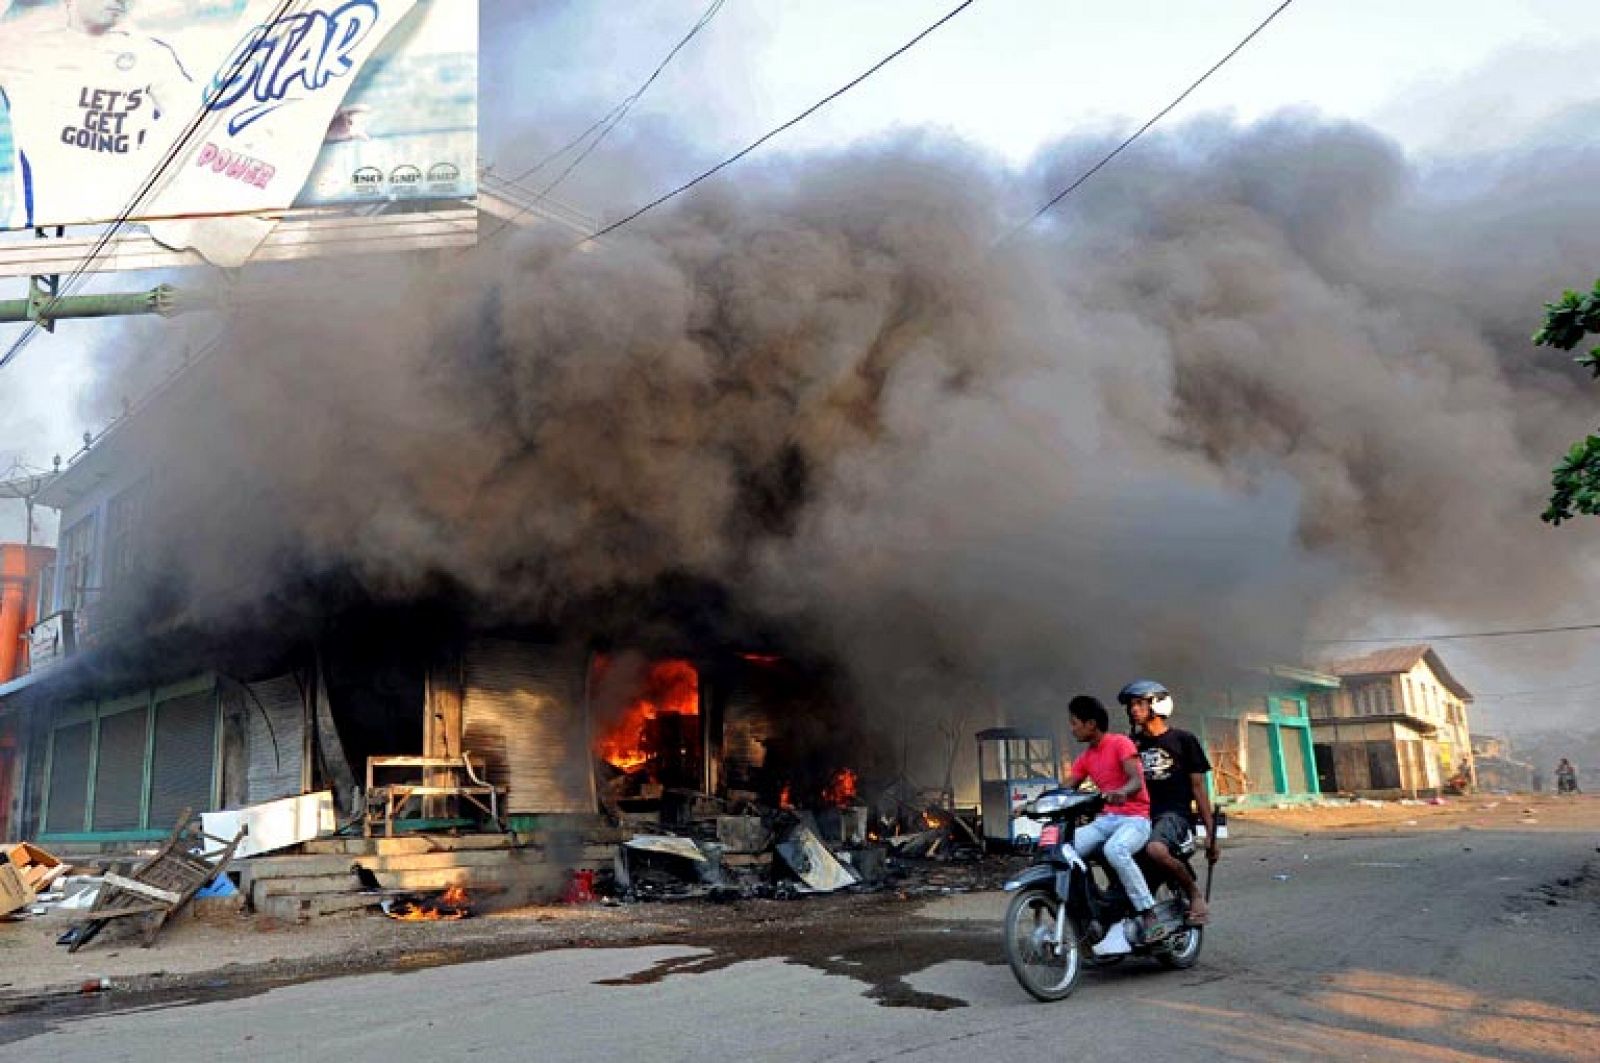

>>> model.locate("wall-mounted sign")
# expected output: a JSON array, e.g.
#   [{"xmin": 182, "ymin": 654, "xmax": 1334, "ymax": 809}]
[{"xmin": 26, "ymin": 611, "xmax": 72, "ymax": 671}]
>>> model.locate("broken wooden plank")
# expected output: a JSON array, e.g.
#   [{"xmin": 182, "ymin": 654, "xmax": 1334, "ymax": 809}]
[{"xmin": 101, "ymin": 873, "xmax": 182, "ymax": 905}]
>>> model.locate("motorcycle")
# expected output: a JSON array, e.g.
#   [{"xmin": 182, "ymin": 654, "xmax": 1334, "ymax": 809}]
[{"xmin": 1002, "ymin": 790, "xmax": 1203, "ymax": 1001}]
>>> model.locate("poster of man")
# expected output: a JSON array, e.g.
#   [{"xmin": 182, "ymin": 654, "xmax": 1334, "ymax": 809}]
[
  {"xmin": 0, "ymin": 0, "xmax": 476, "ymax": 263},
  {"xmin": 0, "ymin": 0, "xmax": 198, "ymax": 228}
]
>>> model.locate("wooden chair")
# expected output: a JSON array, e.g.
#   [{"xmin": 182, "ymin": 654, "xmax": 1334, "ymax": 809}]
[{"xmin": 68, "ymin": 809, "xmax": 246, "ymax": 952}]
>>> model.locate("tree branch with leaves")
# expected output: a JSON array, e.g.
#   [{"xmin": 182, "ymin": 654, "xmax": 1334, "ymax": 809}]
[{"xmin": 1534, "ymin": 279, "xmax": 1600, "ymax": 524}]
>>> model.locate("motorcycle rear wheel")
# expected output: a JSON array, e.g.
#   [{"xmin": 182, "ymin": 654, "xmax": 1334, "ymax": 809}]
[
  {"xmin": 1003, "ymin": 887, "xmax": 1083, "ymax": 1001},
  {"xmin": 1153, "ymin": 881, "xmax": 1204, "ymax": 969}
]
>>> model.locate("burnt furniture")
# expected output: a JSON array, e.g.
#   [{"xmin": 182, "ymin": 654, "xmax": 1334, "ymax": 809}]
[{"xmin": 363, "ymin": 754, "xmax": 506, "ymax": 837}]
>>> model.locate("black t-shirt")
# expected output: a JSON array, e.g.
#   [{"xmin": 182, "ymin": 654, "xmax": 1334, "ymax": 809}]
[{"xmin": 1135, "ymin": 727, "xmax": 1211, "ymax": 819}]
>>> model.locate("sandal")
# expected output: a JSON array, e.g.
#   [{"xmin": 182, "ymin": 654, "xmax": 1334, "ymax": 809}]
[{"xmin": 1136, "ymin": 912, "xmax": 1170, "ymax": 943}]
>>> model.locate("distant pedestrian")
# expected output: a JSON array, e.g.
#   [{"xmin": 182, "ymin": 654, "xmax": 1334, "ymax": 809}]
[{"xmin": 1555, "ymin": 758, "xmax": 1579, "ymax": 795}]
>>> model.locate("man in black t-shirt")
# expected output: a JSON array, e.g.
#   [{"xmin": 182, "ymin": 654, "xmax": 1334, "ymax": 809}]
[{"xmin": 1118, "ymin": 680, "xmax": 1219, "ymax": 925}]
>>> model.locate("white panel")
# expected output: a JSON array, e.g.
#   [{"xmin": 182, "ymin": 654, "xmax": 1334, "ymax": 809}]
[{"xmin": 203, "ymin": 791, "xmax": 334, "ymax": 859}]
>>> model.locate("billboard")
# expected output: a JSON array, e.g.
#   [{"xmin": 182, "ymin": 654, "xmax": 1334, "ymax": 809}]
[{"xmin": 0, "ymin": 0, "xmax": 476, "ymax": 265}]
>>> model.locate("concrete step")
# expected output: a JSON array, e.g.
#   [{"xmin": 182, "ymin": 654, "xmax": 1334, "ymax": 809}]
[
  {"xmin": 240, "ymin": 847, "xmax": 542, "ymax": 882},
  {"xmin": 301, "ymin": 834, "xmax": 519, "ymax": 856},
  {"xmin": 255, "ymin": 892, "xmax": 377, "ymax": 922},
  {"xmin": 240, "ymin": 844, "xmax": 616, "ymax": 887},
  {"xmin": 251, "ymin": 873, "xmax": 566, "ymax": 922},
  {"xmin": 252, "ymin": 860, "xmax": 556, "ymax": 897}
]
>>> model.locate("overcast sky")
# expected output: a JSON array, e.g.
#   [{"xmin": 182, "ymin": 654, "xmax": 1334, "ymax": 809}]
[{"xmin": 4, "ymin": 0, "xmax": 1600, "ymax": 731}]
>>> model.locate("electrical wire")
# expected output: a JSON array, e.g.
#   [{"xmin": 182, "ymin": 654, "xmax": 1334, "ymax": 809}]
[
  {"xmin": 579, "ymin": 0, "xmax": 983, "ymax": 247},
  {"xmin": 482, "ymin": 0, "xmax": 728, "ymax": 242},
  {"xmin": 1308, "ymin": 622, "xmax": 1600, "ymax": 644},
  {"xmin": 0, "ymin": 0, "xmax": 303, "ymax": 371},
  {"xmin": 1000, "ymin": 0, "xmax": 1298, "ymax": 244},
  {"xmin": 1471, "ymin": 677, "xmax": 1600, "ymax": 701}
]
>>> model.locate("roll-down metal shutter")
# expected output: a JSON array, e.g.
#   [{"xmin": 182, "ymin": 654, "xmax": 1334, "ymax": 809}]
[
  {"xmin": 721, "ymin": 679, "xmax": 773, "ymax": 793},
  {"xmin": 462, "ymin": 640, "xmax": 592, "ymax": 814},
  {"xmin": 45, "ymin": 721, "xmax": 92, "ymax": 833},
  {"xmin": 149, "ymin": 688, "xmax": 218, "ymax": 827},
  {"xmin": 92, "ymin": 705, "xmax": 149, "ymax": 831},
  {"xmin": 243, "ymin": 675, "xmax": 307, "ymax": 804}
]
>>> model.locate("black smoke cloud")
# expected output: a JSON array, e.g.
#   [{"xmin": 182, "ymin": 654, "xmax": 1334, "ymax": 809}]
[{"xmin": 99, "ymin": 115, "xmax": 1600, "ymax": 750}]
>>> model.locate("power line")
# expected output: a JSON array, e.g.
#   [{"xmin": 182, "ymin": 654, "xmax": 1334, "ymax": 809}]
[
  {"xmin": 1472, "ymin": 678, "xmax": 1600, "ymax": 701},
  {"xmin": 483, "ymin": 0, "xmax": 728, "ymax": 243},
  {"xmin": 580, "ymin": 0, "xmax": 983, "ymax": 247},
  {"xmin": 1308, "ymin": 622, "xmax": 1600, "ymax": 644},
  {"xmin": 1001, "ymin": 0, "xmax": 1298, "ymax": 244},
  {"xmin": 0, "ymin": 0, "xmax": 303, "ymax": 371}
]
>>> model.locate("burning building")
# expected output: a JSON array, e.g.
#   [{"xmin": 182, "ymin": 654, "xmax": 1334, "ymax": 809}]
[
  {"xmin": 0, "ymin": 368, "xmax": 883, "ymax": 855},
  {"xmin": 0, "ymin": 184, "xmax": 893, "ymax": 857}
]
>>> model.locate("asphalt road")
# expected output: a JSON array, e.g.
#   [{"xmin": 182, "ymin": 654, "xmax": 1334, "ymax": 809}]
[{"xmin": 3, "ymin": 827, "xmax": 1596, "ymax": 1062}]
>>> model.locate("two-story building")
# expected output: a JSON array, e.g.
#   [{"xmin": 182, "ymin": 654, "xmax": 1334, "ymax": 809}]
[
  {"xmin": 0, "ymin": 183, "xmax": 741, "ymax": 850},
  {"xmin": 0, "ymin": 307, "xmax": 879, "ymax": 854},
  {"xmin": 1309, "ymin": 645, "xmax": 1474, "ymax": 796},
  {"xmin": 0, "ymin": 370, "xmax": 323, "ymax": 847},
  {"xmin": 1, "ymin": 399, "xmax": 868, "ymax": 847},
  {"xmin": 0, "ymin": 368, "xmax": 790, "ymax": 847}
]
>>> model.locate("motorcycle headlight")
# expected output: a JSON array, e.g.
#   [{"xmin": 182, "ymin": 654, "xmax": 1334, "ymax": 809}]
[{"xmin": 1030, "ymin": 791, "xmax": 1074, "ymax": 815}]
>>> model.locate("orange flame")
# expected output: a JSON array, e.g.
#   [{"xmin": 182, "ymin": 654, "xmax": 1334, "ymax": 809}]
[
  {"xmin": 822, "ymin": 767, "xmax": 859, "ymax": 807},
  {"xmin": 386, "ymin": 884, "xmax": 470, "ymax": 922},
  {"xmin": 389, "ymin": 904, "xmax": 465, "ymax": 922},
  {"xmin": 778, "ymin": 784, "xmax": 794, "ymax": 809},
  {"xmin": 595, "ymin": 659, "xmax": 700, "ymax": 772}
]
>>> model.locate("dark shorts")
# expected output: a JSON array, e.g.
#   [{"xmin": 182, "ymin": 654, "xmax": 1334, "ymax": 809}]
[{"xmin": 1149, "ymin": 811, "xmax": 1196, "ymax": 856}]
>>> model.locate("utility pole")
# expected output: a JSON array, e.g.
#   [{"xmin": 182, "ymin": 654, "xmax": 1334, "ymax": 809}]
[{"xmin": 0, "ymin": 282, "xmax": 182, "ymax": 330}]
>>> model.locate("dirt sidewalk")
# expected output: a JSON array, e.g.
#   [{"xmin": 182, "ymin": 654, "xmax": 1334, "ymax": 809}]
[{"xmin": 1226, "ymin": 791, "xmax": 1599, "ymax": 835}]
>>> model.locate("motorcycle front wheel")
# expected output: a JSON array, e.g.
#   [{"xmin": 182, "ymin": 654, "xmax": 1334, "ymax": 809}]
[{"xmin": 1003, "ymin": 887, "xmax": 1083, "ymax": 1002}]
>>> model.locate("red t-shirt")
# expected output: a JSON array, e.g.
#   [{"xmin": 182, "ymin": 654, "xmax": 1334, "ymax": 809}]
[{"xmin": 1070, "ymin": 732, "xmax": 1150, "ymax": 819}]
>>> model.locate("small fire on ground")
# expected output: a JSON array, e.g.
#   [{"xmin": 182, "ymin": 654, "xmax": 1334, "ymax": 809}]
[{"xmin": 382, "ymin": 884, "xmax": 471, "ymax": 921}]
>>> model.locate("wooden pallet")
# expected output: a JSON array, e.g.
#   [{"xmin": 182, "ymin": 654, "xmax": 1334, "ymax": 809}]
[{"xmin": 68, "ymin": 809, "xmax": 246, "ymax": 952}]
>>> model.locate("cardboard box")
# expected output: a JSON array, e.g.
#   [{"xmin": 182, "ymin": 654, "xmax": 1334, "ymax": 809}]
[
  {"xmin": 0, "ymin": 861, "xmax": 31, "ymax": 917},
  {"xmin": 4, "ymin": 842, "xmax": 66, "ymax": 893}
]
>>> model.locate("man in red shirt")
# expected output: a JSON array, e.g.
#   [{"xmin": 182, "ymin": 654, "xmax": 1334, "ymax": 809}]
[{"xmin": 1063, "ymin": 695, "xmax": 1164, "ymax": 941}]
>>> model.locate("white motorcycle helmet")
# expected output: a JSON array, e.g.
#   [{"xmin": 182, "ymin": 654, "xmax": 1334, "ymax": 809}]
[{"xmin": 1118, "ymin": 679, "xmax": 1174, "ymax": 718}]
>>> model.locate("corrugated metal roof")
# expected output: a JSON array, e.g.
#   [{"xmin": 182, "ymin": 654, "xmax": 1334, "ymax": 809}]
[{"xmin": 1313, "ymin": 644, "xmax": 1472, "ymax": 701}]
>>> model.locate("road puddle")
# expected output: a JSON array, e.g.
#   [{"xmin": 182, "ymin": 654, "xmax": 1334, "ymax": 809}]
[{"xmin": 592, "ymin": 921, "xmax": 999, "ymax": 1011}]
